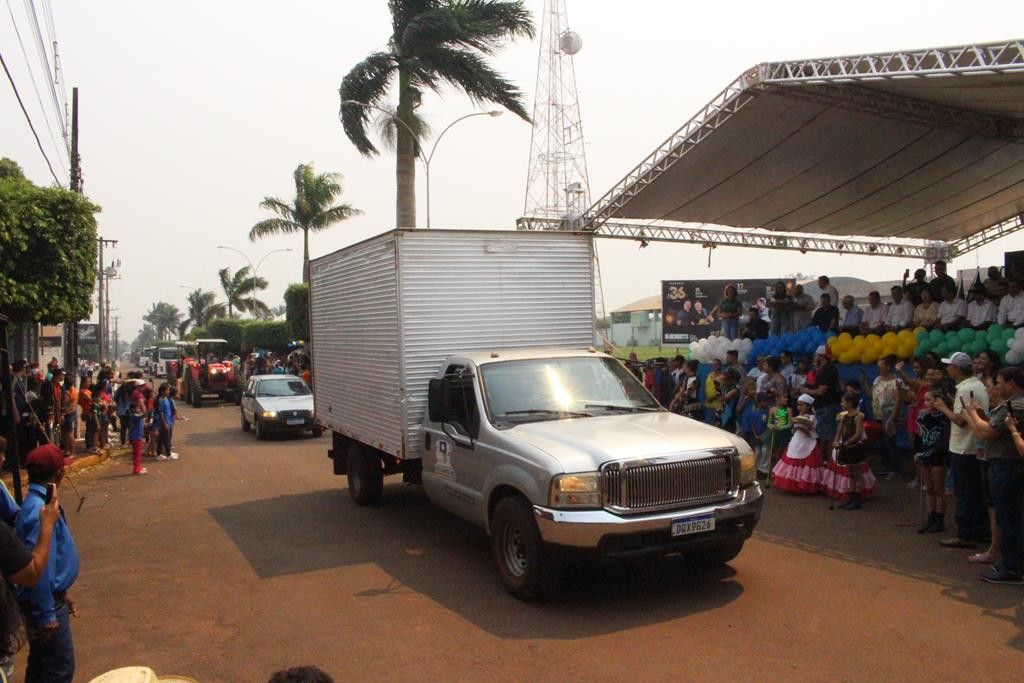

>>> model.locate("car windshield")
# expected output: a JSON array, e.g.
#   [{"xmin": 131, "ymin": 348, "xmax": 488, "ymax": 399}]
[
  {"xmin": 158, "ymin": 348, "xmax": 176, "ymax": 360},
  {"xmin": 257, "ymin": 379, "xmax": 310, "ymax": 397},
  {"xmin": 480, "ymin": 356, "xmax": 661, "ymax": 425}
]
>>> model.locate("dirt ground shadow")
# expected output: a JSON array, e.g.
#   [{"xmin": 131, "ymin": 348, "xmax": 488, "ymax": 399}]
[{"xmin": 208, "ymin": 484, "xmax": 744, "ymax": 639}]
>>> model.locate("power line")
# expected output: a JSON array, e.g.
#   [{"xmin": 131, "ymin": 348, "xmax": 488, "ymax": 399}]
[
  {"xmin": 22, "ymin": 0, "xmax": 67, "ymax": 147},
  {"xmin": 5, "ymin": 0, "xmax": 68, "ymax": 171},
  {"xmin": 0, "ymin": 45, "xmax": 64, "ymax": 185}
]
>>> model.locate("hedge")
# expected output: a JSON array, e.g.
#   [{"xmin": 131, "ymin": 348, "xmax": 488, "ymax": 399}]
[
  {"xmin": 186, "ymin": 326, "xmax": 209, "ymax": 341},
  {"xmin": 240, "ymin": 320, "xmax": 290, "ymax": 352},
  {"xmin": 206, "ymin": 318, "xmax": 248, "ymax": 353},
  {"xmin": 284, "ymin": 283, "xmax": 309, "ymax": 341},
  {"xmin": 1, "ymin": 167, "xmax": 101, "ymax": 323}
]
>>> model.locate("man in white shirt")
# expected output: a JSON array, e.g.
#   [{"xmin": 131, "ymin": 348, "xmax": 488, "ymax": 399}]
[
  {"xmin": 884, "ymin": 285, "xmax": 914, "ymax": 330},
  {"xmin": 778, "ymin": 350, "xmax": 795, "ymax": 386},
  {"xmin": 997, "ymin": 278, "xmax": 1024, "ymax": 327},
  {"xmin": 937, "ymin": 284, "xmax": 967, "ymax": 330},
  {"xmin": 839, "ymin": 295, "xmax": 864, "ymax": 332},
  {"xmin": 936, "ymin": 352, "xmax": 989, "ymax": 547},
  {"xmin": 791, "ymin": 284, "xmax": 815, "ymax": 330},
  {"xmin": 817, "ymin": 276, "xmax": 839, "ymax": 310},
  {"xmin": 860, "ymin": 291, "xmax": 886, "ymax": 334},
  {"xmin": 967, "ymin": 287, "xmax": 997, "ymax": 329}
]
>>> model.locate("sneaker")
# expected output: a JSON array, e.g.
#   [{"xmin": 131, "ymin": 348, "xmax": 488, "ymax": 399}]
[
  {"xmin": 169, "ymin": 453, "xmax": 180, "ymax": 460},
  {"xmin": 906, "ymin": 478, "xmax": 919, "ymax": 490},
  {"xmin": 133, "ymin": 468, "xmax": 148, "ymax": 475},
  {"xmin": 156, "ymin": 455, "xmax": 168, "ymax": 461},
  {"xmin": 979, "ymin": 567, "xmax": 1024, "ymax": 585}
]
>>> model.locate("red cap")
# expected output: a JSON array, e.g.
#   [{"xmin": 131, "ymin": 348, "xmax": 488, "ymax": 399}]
[{"xmin": 25, "ymin": 444, "xmax": 74, "ymax": 474}]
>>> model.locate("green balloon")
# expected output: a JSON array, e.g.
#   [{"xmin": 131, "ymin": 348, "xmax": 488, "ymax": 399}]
[
  {"xmin": 1003, "ymin": 328, "xmax": 1016, "ymax": 340},
  {"xmin": 933, "ymin": 343, "xmax": 948, "ymax": 357},
  {"xmin": 915, "ymin": 330, "xmax": 928, "ymax": 342},
  {"xmin": 988, "ymin": 323, "xmax": 1003, "ymax": 335},
  {"xmin": 958, "ymin": 328, "xmax": 976, "ymax": 342},
  {"xmin": 930, "ymin": 329, "xmax": 945, "ymax": 343},
  {"xmin": 918, "ymin": 339, "xmax": 933, "ymax": 353},
  {"xmin": 991, "ymin": 338, "xmax": 1008, "ymax": 354},
  {"xmin": 913, "ymin": 346, "xmax": 926, "ymax": 357},
  {"xmin": 946, "ymin": 339, "xmax": 962, "ymax": 353},
  {"xmin": 970, "ymin": 339, "xmax": 987, "ymax": 355}
]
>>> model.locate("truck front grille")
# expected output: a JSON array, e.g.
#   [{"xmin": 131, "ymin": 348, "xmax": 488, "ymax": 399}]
[{"xmin": 601, "ymin": 453, "xmax": 733, "ymax": 513}]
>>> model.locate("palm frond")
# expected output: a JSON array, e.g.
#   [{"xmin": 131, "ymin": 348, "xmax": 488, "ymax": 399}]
[
  {"xmin": 447, "ymin": 0, "xmax": 535, "ymax": 45},
  {"xmin": 418, "ymin": 46, "xmax": 530, "ymax": 120},
  {"xmin": 258, "ymin": 197, "xmax": 296, "ymax": 220},
  {"xmin": 340, "ymin": 52, "xmax": 399, "ymax": 156},
  {"xmin": 311, "ymin": 204, "xmax": 363, "ymax": 231},
  {"xmin": 249, "ymin": 218, "xmax": 301, "ymax": 241}
]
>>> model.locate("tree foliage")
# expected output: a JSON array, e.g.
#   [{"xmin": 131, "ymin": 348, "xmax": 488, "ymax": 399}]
[
  {"xmin": 218, "ymin": 266, "xmax": 268, "ymax": 318},
  {"xmin": 0, "ymin": 163, "xmax": 101, "ymax": 323},
  {"xmin": 284, "ymin": 283, "xmax": 310, "ymax": 341},
  {"xmin": 241, "ymin": 320, "xmax": 290, "ymax": 353},
  {"xmin": 183, "ymin": 288, "xmax": 226, "ymax": 331},
  {"xmin": 249, "ymin": 163, "xmax": 360, "ymax": 284},
  {"xmin": 207, "ymin": 317, "xmax": 249, "ymax": 354},
  {"xmin": 143, "ymin": 302, "xmax": 183, "ymax": 340}
]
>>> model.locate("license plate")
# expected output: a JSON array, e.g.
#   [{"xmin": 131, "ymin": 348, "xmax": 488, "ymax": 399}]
[
  {"xmin": 286, "ymin": 418, "xmax": 305, "ymax": 426},
  {"xmin": 671, "ymin": 514, "xmax": 715, "ymax": 537}
]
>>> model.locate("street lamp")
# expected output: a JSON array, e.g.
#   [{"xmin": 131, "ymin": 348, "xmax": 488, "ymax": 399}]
[
  {"xmin": 216, "ymin": 246, "xmax": 292, "ymax": 318},
  {"xmin": 340, "ymin": 100, "xmax": 502, "ymax": 228}
]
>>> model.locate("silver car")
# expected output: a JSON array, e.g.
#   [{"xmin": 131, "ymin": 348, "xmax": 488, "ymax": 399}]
[{"xmin": 240, "ymin": 374, "xmax": 322, "ymax": 440}]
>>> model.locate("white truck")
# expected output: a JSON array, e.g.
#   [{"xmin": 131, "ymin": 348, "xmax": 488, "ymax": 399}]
[{"xmin": 309, "ymin": 229, "xmax": 763, "ymax": 598}]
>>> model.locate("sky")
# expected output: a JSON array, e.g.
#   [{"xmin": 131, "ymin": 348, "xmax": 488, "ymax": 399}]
[{"xmin": 3, "ymin": 1, "xmax": 1024, "ymax": 342}]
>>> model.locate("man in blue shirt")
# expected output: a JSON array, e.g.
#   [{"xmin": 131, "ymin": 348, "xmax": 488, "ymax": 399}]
[{"xmin": 15, "ymin": 444, "xmax": 80, "ymax": 683}]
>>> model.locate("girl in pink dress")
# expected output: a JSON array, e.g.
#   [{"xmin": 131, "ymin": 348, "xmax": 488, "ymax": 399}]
[{"xmin": 771, "ymin": 394, "xmax": 824, "ymax": 494}]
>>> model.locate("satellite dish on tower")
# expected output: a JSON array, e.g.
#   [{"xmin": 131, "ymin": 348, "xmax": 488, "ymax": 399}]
[{"xmin": 559, "ymin": 30, "xmax": 582, "ymax": 55}]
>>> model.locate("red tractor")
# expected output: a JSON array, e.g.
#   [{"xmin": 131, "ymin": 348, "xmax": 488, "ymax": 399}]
[{"xmin": 179, "ymin": 339, "xmax": 241, "ymax": 408}]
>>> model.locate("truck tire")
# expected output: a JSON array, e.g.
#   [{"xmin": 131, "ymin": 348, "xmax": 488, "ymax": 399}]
[
  {"xmin": 241, "ymin": 411, "xmax": 250, "ymax": 432},
  {"xmin": 191, "ymin": 388, "xmax": 201, "ymax": 408},
  {"xmin": 347, "ymin": 447, "xmax": 383, "ymax": 505},
  {"xmin": 490, "ymin": 495, "xmax": 562, "ymax": 600},
  {"xmin": 689, "ymin": 541, "xmax": 744, "ymax": 569}
]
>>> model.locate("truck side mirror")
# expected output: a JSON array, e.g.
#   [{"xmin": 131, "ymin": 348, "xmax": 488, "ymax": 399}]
[{"xmin": 428, "ymin": 378, "xmax": 451, "ymax": 423}]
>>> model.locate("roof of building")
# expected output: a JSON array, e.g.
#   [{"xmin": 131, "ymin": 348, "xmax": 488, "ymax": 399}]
[{"xmin": 610, "ymin": 295, "xmax": 664, "ymax": 314}]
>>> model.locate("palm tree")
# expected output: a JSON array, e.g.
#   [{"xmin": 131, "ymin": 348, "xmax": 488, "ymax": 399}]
[
  {"xmin": 340, "ymin": 0, "xmax": 534, "ymax": 228},
  {"xmin": 218, "ymin": 266, "xmax": 268, "ymax": 318},
  {"xmin": 133, "ymin": 324, "xmax": 156, "ymax": 350},
  {"xmin": 143, "ymin": 302, "xmax": 183, "ymax": 340},
  {"xmin": 249, "ymin": 164, "xmax": 361, "ymax": 283},
  {"xmin": 183, "ymin": 289, "xmax": 227, "ymax": 330}
]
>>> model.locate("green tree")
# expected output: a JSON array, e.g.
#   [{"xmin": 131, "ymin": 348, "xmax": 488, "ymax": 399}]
[
  {"xmin": 133, "ymin": 324, "xmax": 157, "ymax": 350},
  {"xmin": 1, "ymin": 163, "xmax": 100, "ymax": 323},
  {"xmin": 249, "ymin": 164, "xmax": 361, "ymax": 284},
  {"xmin": 143, "ymin": 302, "xmax": 183, "ymax": 340},
  {"xmin": 339, "ymin": 0, "xmax": 534, "ymax": 228},
  {"xmin": 284, "ymin": 283, "xmax": 310, "ymax": 340},
  {"xmin": 183, "ymin": 289, "xmax": 227, "ymax": 331},
  {"xmin": 218, "ymin": 266, "xmax": 268, "ymax": 318}
]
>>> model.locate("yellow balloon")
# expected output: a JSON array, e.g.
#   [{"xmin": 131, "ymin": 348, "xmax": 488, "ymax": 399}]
[
  {"xmin": 914, "ymin": 326, "xmax": 927, "ymax": 337},
  {"xmin": 839, "ymin": 332, "xmax": 853, "ymax": 343},
  {"xmin": 898, "ymin": 344, "xmax": 914, "ymax": 359},
  {"xmin": 862, "ymin": 349, "xmax": 880, "ymax": 364},
  {"xmin": 867, "ymin": 334, "xmax": 882, "ymax": 345},
  {"xmin": 882, "ymin": 332, "xmax": 898, "ymax": 343},
  {"xmin": 839, "ymin": 351, "xmax": 857, "ymax": 365},
  {"xmin": 897, "ymin": 329, "xmax": 914, "ymax": 341},
  {"xmin": 827, "ymin": 336, "xmax": 839, "ymax": 347}
]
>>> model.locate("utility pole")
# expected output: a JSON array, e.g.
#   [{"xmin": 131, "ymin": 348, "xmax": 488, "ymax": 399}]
[
  {"xmin": 65, "ymin": 87, "xmax": 81, "ymax": 371},
  {"xmin": 112, "ymin": 316, "xmax": 120, "ymax": 362},
  {"xmin": 96, "ymin": 239, "xmax": 118, "ymax": 362}
]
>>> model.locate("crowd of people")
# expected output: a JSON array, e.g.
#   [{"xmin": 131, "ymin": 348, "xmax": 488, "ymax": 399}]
[
  {"xmin": 712, "ymin": 262, "xmax": 1024, "ymax": 341},
  {"xmin": 629, "ymin": 339, "xmax": 1024, "ymax": 586}
]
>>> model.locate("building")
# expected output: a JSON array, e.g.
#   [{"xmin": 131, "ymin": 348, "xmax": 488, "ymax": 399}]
[{"xmin": 608, "ymin": 295, "xmax": 662, "ymax": 347}]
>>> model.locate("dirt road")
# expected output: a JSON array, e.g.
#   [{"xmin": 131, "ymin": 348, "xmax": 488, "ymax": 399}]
[{"xmin": 43, "ymin": 400, "xmax": 1024, "ymax": 681}]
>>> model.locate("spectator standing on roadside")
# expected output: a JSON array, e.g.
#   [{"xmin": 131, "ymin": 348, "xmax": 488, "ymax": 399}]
[
  {"xmin": 811, "ymin": 294, "xmax": 839, "ymax": 333},
  {"xmin": 838, "ymin": 295, "xmax": 864, "ymax": 333},
  {"xmin": 914, "ymin": 288, "xmax": 941, "ymax": 328},
  {"xmin": 868, "ymin": 356, "xmax": 905, "ymax": 478},
  {"xmin": 791, "ymin": 284, "xmax": 815, "ymax": 331},
  {"xmin": 997, "ymin": 278, "xmax": 1024, "ymax": 327},
  {"xmin": 936, "ymin": 352, "xmax": 990, "ymax": 550},
  {"xmin": 937, "ymin": 284, "xmax": 967, "ymax": 331},
  {"xmin": 929, "ymin": 261, "xmax": 957, "ymax": 303},
  {"xmin": 915, "ymin": 389, "xmax": 951, "ymax": 533},
  {"xmin": 56, "ymin": 372, "xmax": 76, "ymax": 459},
  {"xmin": 962, "ymin": 367, "xmax": 1024, "ymax": 585},
  {"xmin": 967, "ymin": 287, "xmax": 997, "ymax": 329},
  {"xmin": 861, "ymin": 291, "xmax": 887, "ymax": 334},
  {"xmin": 77, "ymin": 380, "xmax": 96, "ymax": 455},
  {"xmin": 128, "ymin": 388, "xmax": 148, "ymax": 476},
  {"xmin": 15, "ymin": 444, "xmax": 80, "ymax": 683},
  {"xmin": 113, "ymin": 375, "xmax": 135, "ymax": 445},
  {"xmin": 818, "ymin": 276, "xmax": 839, "ymax": 310},
  {"xmin": 885, "ymin": 286, "xmax": 915, "ymax": 331},
  {"xmin": 904, "ymin": 268, "xmax": 929, "ymax": 307},
  {"xmin": 154, "ymin": 383, "xmax": 178, "ymax": 461}
]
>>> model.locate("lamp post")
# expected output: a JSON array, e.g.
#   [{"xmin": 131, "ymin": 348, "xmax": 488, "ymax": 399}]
[
  {"xmin": 340, "ymin": 101, "xmax": 502, "ymax": 228},
  {"xmin": 216, "ymin": 246, "xmax": 292, "ymax": 318}
]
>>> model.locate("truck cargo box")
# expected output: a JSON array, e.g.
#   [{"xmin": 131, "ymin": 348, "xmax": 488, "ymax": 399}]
[{"xmin": 308, "ymin": 229, "xmax": 596, "ymax": 461}]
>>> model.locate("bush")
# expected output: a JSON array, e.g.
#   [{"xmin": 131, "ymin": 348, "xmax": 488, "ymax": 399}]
[
  {"xmin": 1, "ymin": 167, "xmax": 101, "ymax": 323},
  {"xmin": 186, "ymin": 326, "xmax": 209, "ymax": 341},
  {"xmin": 207, "ymin": 318, "xmax": 249, "ymax": 354},
  {"xmin": 284, "ymin": 283, "xmax": 309, "ymax": 341},
  {"xmin": 241, "ymin": 320, "xmax": 290, "ymax": 352}
]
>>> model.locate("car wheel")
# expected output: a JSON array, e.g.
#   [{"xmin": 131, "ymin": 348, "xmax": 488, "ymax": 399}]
[
  {"xmin": 490, "ymin": 495, "xmax": 562, "ymax": 600},
  {"xmin": 311, "ymin": 425, "xmax": 324, "ymax": 438},
  {"xmin": 254, "ymin": 417, "xmax": 266, "ymax": 440},
  {"xmin": 687, "ymin": 541, "xmax": 745, "ymax": 569},
  {"xmin": 347, "ymin": 446, "xmax": 383, "ymax": 505},
  {"xmin": 241, "ymin": 411, "xmax": 250, "ymax": 432}
]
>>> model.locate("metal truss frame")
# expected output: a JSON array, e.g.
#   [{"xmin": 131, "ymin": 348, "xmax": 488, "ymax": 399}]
[
  {"xmin": 516, "ymin": 216, "xmax": 951, "ymax": 260},
  {"xmin": 948, "ymin": 214, "xmax": 1024, "ymax": 255},
  {"xmin": 581, "ymin": 39, "xmax": 1024, "ymax": 240}
]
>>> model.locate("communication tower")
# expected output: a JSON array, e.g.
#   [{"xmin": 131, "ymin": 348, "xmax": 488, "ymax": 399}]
[{"xmin": 522, "ymin": 0, "xmax": 591, "ymax": 228}]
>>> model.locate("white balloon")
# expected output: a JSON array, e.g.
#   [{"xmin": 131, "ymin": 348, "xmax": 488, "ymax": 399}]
[
  {"xmin": 1006, "ymin": 349, "xmax": 1022, "ymax": 366},
  {"xmin": 1015, "ymin": 327, "xmax": 1024, "ymax": 340},
  {"xmin": 1011, "ymin": 339, "xmax": 1024, "ymax": 353}
]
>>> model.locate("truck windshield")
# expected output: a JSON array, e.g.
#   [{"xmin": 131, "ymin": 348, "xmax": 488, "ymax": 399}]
[
  {"xmin": 257, "ymin": 379, "xmax": 311, "ymax": 397},
  {"xmin": 158, "ymin": 348, "xmax": 176, "ymax": 360},
  {"xmin": 480, "ymin": 356, "xmax": 661, "ymax": 425}
]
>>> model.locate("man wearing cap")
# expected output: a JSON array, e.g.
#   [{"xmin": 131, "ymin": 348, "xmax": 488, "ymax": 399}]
[
  {"xmin": 800, "ymin": 346, "xmax": 842, "ymax": 454},
  {"xmin": 15, "ymin": 444, "xmax": 80, "ymax": 683},
  {"xmin": 935, "ymin": 352, "xmax": 990, "ymax": 550}
]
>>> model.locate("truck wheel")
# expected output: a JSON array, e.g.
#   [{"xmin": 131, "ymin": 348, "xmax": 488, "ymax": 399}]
[
  {"xmin": 241, "ymin": 411, "xmax": 250, "ymax": 432},
  {"xmin": 490, "ymin": 496, "xmax": 562, "ymax": 600},
  {"xmin": 191, "ymin": 389, "xmax": 201, "ymax": 408},
  {"xmin": 347, "ymin": 447, "xmax": 383, "ymax": 505},
  {"xmin": 311, "ymin": 425, "xmax": 324, "ymax": 438},
  {"xmin": 689, "ymin": 541, "xmax": 744, "ymax": 569}
]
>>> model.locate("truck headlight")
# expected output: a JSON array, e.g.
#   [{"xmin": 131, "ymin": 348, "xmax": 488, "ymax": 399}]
[
  {"xmin": 261, "ymin": 411, "xmax": 277, "ymax": 419},
  {"xmin": 549, "ymin": 472, "xmax": 602, "ymax": 509},
  {"xmin": 737, "ymin": 449, "xmax": 756, "ymax": 486}
]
